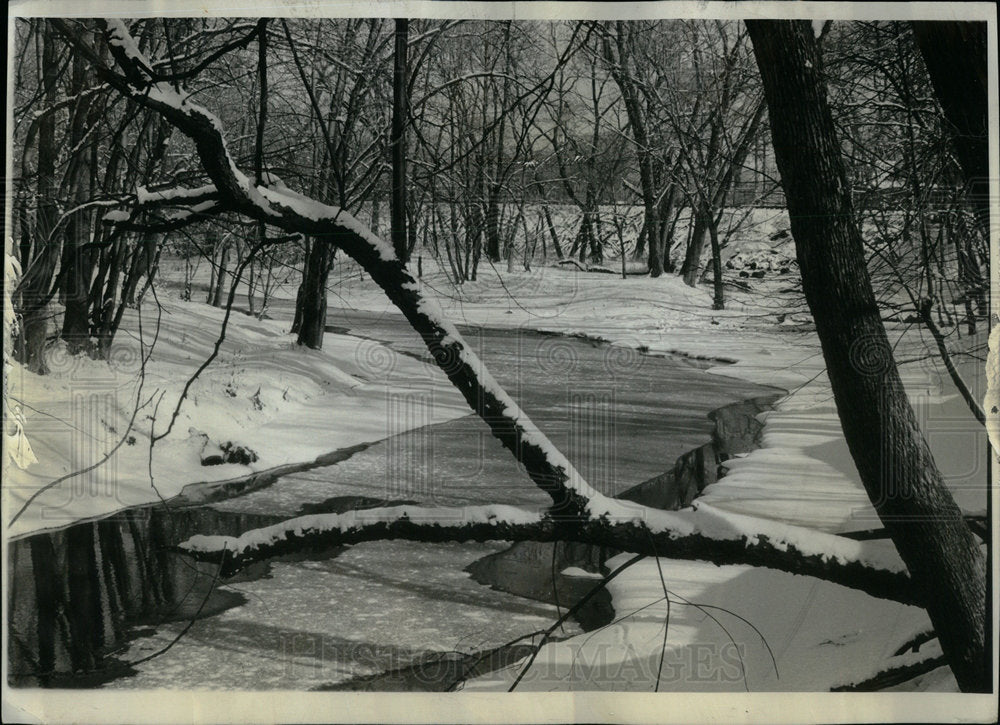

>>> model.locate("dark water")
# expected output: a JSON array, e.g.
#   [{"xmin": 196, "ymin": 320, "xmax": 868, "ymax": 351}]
[{"xmin": 213, "ymin": 309, "xmax": 778, "ymax": 517}]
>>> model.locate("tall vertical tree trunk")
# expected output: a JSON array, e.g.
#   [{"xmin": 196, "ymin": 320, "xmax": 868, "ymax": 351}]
[
  {"xmin": 681, "ymin": 210, "xmax": 708, "ymax": 286},
  {"xmin": 485, "ymin": 183, "xmax": 503, "ymax": 262},
  {"xmin": 391, "ymin": 18, "xmax": 409, "ymax": 262},
  {"xmin": 211, "ymin": 242, "xmax": 230, "ymax": 308},
  {"xmin": 370, "ymin": 193, "xmax": 381, "ymax": 236},
  {"xmin": 708, "ymin": 216, "xmax": 724, "ymax": 310},
  {"xmin": 541, "ymin": 205, "xmax": 564, "ymax": 260},
  {"xmin": 632, "ymin": 219, "xmax": 647, "ymax": 261},
  {"xmin": 658, "ymin": 182, "xmax": 678, "ymax": 273},
  {"xmin": 295, "ymin": 238, "xmax": 330, "ymax": 349},
  {"xmin": 602, "ymin": 25, "xmax": 662, "ymax": 277},
  {"xmin": 746, "ymin": 19, "xmax": 987, "ymax": 692}
]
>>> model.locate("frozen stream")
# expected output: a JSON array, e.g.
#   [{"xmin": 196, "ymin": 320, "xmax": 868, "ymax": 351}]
[{"xmin": 97, "ymin": 308, "xmax": 780, "ymax": 690}]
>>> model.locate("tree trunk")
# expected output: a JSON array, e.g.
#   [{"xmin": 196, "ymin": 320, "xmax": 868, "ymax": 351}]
[
  {"xmin": 681, "ymin": 209, "xmax": 708, "ymax": 286},
  {"xmin": 295, "ymin": 238, "xmax": 330, "ymax": 349},
  {"xmin": 708, "ymin": 216, "xmax": 724, "ymax": 310},
  {"xmin": 632, "ymin": 219, "xmax": 647, "ymax": 261},
  {"xmin": 60, "ymin": 57, "xmax": 100, "ymax": 354},
  {"xmin": 370, "ymin": 193, "xmax": 381, "ymax": 236},
  {"xmin": 485, "ymin": 182, "xmax": 503, "ymax": 263},
  {"xmin": 602, "ymin": 26, "xmax": 661, "ymax": 277},
  {"xmin": 541, "ymin": 205, "xmax": 564, "ymax": 260},
  {"xmin": 211, "ymin": 242, "xmax": 230, "ymax": 308},
  {"xmin": 746, "ymin": 19, "xmax": 987, "ymax": 692},
  {"xmin": 658, "ymin": 183, "xmax": 678, "ymax": 273},
  {"xmin": 391, "ymin": 19, "xmax": 409, "ymax": 262}
]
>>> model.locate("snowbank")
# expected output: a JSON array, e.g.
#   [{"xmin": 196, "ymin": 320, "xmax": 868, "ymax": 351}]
[{"xmin": 5, "ymin": 294, "xmax": 468, "ymax": 538}]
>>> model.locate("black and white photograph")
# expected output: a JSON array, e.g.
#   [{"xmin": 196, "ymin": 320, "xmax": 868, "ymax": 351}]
[{"xmin": 3, "ymin": 1, "xmax": 997, "ymax": 722}]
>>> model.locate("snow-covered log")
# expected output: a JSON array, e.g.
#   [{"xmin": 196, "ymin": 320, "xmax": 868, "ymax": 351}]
[
  {"xmin": 62, "ymin": 19, "xmax": 921, "ymax": 609},
  {"xmin": 178, "ymin": 500, "xmax": 919, "ymax": 605}
]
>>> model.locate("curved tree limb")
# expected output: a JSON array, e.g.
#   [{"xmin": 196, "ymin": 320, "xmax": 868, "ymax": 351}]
[{"xmin": 177, "ymin": 501, "xmax": 918, "ymax": 606}]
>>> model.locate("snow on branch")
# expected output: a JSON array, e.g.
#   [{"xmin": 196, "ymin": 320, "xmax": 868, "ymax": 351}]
[
  {"xmin": 181, "ymin": 504, "xmax": 554, "ymax": 577},
  {"xmin": 136, "ymin": 183, "xmax": 219, "ymax": 206},
  {"xmin": 178, "ymin": 499, "xmax": 918, "ymax": 606},
  {"xmin": 102, "ymin": 184, "xmax": 225, "ymax": 235}
]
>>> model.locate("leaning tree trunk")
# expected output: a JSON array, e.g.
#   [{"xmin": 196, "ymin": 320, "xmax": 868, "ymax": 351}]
[{"xmin": 746, "ymin": 19, "xmax": 987, "ymax": 692}]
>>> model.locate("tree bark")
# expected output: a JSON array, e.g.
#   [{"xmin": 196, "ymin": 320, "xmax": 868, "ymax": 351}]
[
  {"xmin": 602, "ymin": 25, "xmax": 662, "ymax": 277},
  {"xmin": 485, "ymin": 182, "xmax": 503, "ymax": 262},
  {"xmin": 60, "ymin": 53, "xmax": 100, "ymax": 353},
  {"xmin": 211, "ymin": 241, "xmax": 230, "ymax": 308},
  {"xmin": 681, "ymin": 210, "xmax": 708, "ymax": 285},
  {"xmin": 746, "ymin": 19, "xmax": 987, "ymax": 692},
  {"xmin": 294, "ymin": 237, "xmax": 330, "ymax": 349},
  {"xmin": 391, "ymin": 19, "xmax": 409, "ymax": 262},
  {"xmin": 541, "ymin": 205, "xmax": 564, "ymax": 260},
  {"xmin": 708, "ymin": 213, "xmax": 724, "ymax": 310}
]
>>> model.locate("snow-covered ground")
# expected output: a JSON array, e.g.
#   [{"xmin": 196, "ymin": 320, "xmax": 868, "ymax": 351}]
[
  {"xmin": 4, "ymin": 294, "xmax": 469, "ymax": 538},
  {"xmin": 4, "ymin": 236, "xmax": 990, "ymax": 693}
]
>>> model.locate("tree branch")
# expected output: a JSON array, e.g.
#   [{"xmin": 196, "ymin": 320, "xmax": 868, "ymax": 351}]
[{"xmin": 177, "ymin": 500, "xmax": 919, "ymax": 606}]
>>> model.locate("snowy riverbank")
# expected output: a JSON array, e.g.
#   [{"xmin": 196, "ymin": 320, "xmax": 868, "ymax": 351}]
[
  {"xmin": 5, "ymin": 258, "xmax": 988, "ymax": 692},
  {"xmin": 322, "ymin": 262, "xmax": 987, "ymax": 692}
]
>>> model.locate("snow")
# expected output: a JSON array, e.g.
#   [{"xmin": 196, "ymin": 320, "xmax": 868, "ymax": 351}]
[
  {"xmin": 561, "ymin": 567, "xmax": 604, "ymax": 579},
  {"xmin": 104, "ymin": 19, "xmax": 147, "ymax": 68},
  {"xmin": 101, "ymin": 209, "xmax": 130, "ymax": 223},
  {"xmin": 5, "ymin": 294, "xmax": 469, "ymax": 538},
  {"xmin": 830, "ymin": 638, "xmax": 944, "ymax": 690},
  {"xmin": 324, "ymin": 259, "xmax": 988, "ymax": 532},
  {"xmin": 4, "ymin": 253, "xmax": 37, "ymax": 470},
  {"xmin": 463, "ymin": 554, "xmax": 938, "ymax": 692},
  {"xmin": 136, "ymin": 183, "xmax": 216, "ymax": 206}
]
